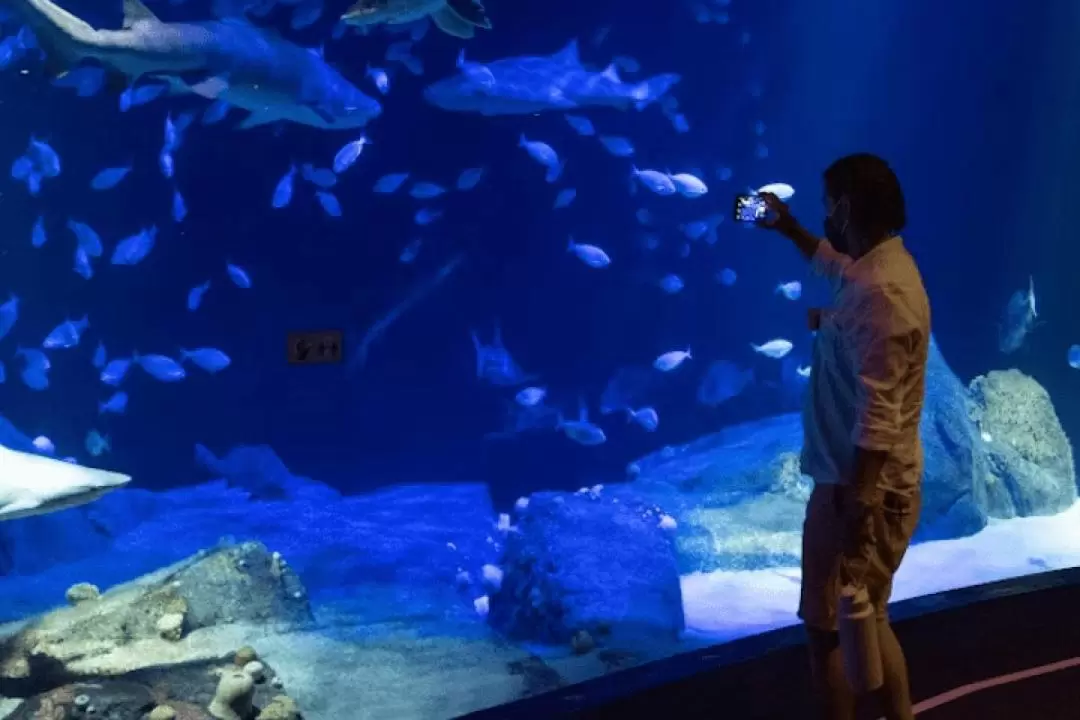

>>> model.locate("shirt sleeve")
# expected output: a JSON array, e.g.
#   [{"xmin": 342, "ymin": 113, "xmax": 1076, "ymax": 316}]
[
  {"xmin": 811, "ymin": 240, "xmax": 853, "ymax": 279},
  {"xmin": 848, "ymin": 284, "xmax": 913, "ymax": 451}
]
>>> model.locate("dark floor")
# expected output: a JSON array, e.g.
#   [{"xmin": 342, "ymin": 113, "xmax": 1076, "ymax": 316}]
[{"xmin": 462, "ymin": 567, "xmax": 1080, "ymax": 719}]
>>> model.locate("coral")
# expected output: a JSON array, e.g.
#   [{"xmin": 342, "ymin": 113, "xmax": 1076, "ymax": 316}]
[
  {"xmin": 242, "ymin": 660, "xmax": 265, "ymax": 683},
  {"xmin": 208, "ymin": 669, "xmax": 255, "ymax": 720},
  {"xmin": 969, "ymin": 369, "xmax": 1077, "ymax": 517},
  {"xmin": 570, "ymin": 630, "xmax": 595, "ymax": 655},
  {"xmin": 233, "ymin": 646, "xmax": 258, "ymax": 667},
  {"xmin": 156, "ymin": 612, "xmax": 185, "ymax": 641},
  {"xmin": 256, "ymin": 695, "xmax": 300, "ymax": 720},
  {"xmin": 149, "ymin": 706, "xmax": 178, "ymax": 720},
  {"xmin": 64, "ymin": 582, "xmax": 100, "ymax": 606}
]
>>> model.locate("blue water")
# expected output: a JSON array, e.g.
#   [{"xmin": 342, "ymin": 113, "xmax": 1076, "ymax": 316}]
[{"xmin": 0, "ymin": 0, "xmax": 1078, "ymax": 717}]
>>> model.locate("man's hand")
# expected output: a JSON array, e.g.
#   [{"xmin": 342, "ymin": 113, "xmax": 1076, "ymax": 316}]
[
  {"xmin": 757, "ymin": 192, "xmax": 820, "ymax": 260},
  {"xmin": 758, "ymin": 191, "xmax": 796, "ymax": 234}
]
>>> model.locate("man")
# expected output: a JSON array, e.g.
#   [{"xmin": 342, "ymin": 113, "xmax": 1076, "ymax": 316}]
[{"xmin": 760, "ymin": 153, "xmax": 930, "ymax": 720}]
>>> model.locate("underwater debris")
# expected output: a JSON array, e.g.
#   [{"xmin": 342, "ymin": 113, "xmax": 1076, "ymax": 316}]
[{"xmin": 348, "ymin": 252, "xmax": 466, "ymax": 374}]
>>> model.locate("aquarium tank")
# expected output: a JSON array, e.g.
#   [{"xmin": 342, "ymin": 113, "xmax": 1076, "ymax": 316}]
[{"xmin": 0, "ymin": 0, "xmax": 1077, "ymax": 717}]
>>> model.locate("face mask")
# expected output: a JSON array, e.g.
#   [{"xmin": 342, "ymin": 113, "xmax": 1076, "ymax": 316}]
[{"xmin": 823, "ymin": 197, "xmax": 850, "ymax": 253}]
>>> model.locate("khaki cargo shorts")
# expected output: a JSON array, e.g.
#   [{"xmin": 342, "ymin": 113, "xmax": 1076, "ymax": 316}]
[{"xmin": 798, "ymin": 483, "xmax": 921, "ymax": 631}]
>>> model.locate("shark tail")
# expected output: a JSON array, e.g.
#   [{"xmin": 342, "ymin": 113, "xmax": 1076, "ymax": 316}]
[
  {"xmin": 630, "ymin": 73, "xmax": 681, "ymax": 111},
  {"xmin": 7, "ymin": 0, "xmax": 101, "ymax": 75}
]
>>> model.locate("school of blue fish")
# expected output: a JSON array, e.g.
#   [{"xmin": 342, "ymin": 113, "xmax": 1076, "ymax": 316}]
[{"xmin": 1, "ymin": 0, "xmax": 1070, "ymax": 462}]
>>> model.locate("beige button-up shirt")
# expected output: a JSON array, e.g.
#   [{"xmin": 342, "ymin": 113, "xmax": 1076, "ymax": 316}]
[{"xmin": 800, "ymin": 237, "xmax": 931, "ymax": 495}]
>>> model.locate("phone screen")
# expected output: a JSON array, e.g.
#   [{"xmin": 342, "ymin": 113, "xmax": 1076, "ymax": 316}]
[{"xmin": 734, "ymin": 194, "xmax": 768, "ymax": 223}]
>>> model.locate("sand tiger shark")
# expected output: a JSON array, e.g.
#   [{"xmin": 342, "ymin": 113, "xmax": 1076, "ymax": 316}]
[
  {"xmin": 0, "ymin": 443, "xmax": 131, "ymax": 521},
  {"xmin": 3, "ymin": 0, "xmax": 382, "ymax": 130}
]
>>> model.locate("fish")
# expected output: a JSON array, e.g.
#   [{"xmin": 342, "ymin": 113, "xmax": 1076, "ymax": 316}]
[
  {"xmin": 272, "ymin": 165, "xmax": 296, "ymax": 209},
  {"xmin": 172, "ymin": 189, "xmax": 187, "ymax": 222},
  {"xmin": 518, "ymin": 134, "xmax": 561, "ymax": 175},
  {"xmin": 717, "ymin": 268, "xmax": 737, "ymax": 286},
  {"xmin": 670, "ymin": 172, "xmax": 708, "ymax": 198},
  {"xmin": 366, "ymin": 65, "xmax": 390, "ymax": 95},
  {"xmin": 399, "ymin": 238, "xmax": 422, "ymax": 264},
  {"xmin": 73, "ymin": 247, "xmax": 94, "ymax": 279},
  {"xmin": 515, "ymin": 386, "xmax": 546, "ymax": 407},
  {"xmin": 567, "ymin": 238, "xmax": 610, "ymax": 268},
  {"xmin": 553, "ymin": 188, "xmax": 576, "ymax": 209},
  {"xmin": 227, "ymin": 263, "xmax": 252, "ymax": 288},
  {"xmin": 90, "ymin": 166, "xmax": 132, "ymax": 190},
  {"xmin": 133, "ymin": 352, "xmax": 186, "ymax": 382},
  {"xmin": 756, "ymin": 182, "xmax": 795, "ymax": 201},
  {"xmin": 470, "ymin": 322, "xmax": 535, "ymax": 387},
  {"xmin": 301, "ymin": 164, "xmax": 337, "ymax": 189},
  {"xmin": 180, "ymin": 347, "xmax": 231, "ymax": 373},
  {"xmin": 0, "ymin": 444, "xmax": 130, "ymax": 521},
  {"xmin": 598, "ymin": 135, "xmax": 634, "ymax": 157},
  {"xmin": 67, "ymin": 220, "xmax": 103, "ymax": 257},
  {"xmin": 9, "ymin": 0, "xmax": 382, "ymax": 131},
  {"xmin": 187, "ymin": 281, "xmax": 211, "ymax": 311},
  {"xmin": 424, "ymin": 41, "xmax": 679, "ymax": 116},
  {"xmin": 332, "ymin": 136, "xmax": 370, "ymax": 174},
  {"xmin": 775, "ymin": 281, "xmax": 802, "ymax": 301},
  {"xmin": 599, "ymin": 365, "xmax": 658, "ymax": 415},
  {"xmin": 43, "ymin": 315, "xmax": 89, "ymax": 349},
  {"xmin": 51, "ymin": 66, "xmax": 105, "ymax": 96},
  {"xmin": 315, "ymin": 190, "xmax": 342, "ymax": 217},
  {"xmin": 1068, "ymin": 345, "xmax": 1080, "ymax": 369},
  {"xmin": 31, "ymin": 217, "xmax": 47, "ymax": 248},
  {"xmin": 626, "ymin": 406, "xmax": 658, "ymax": 432},
  {"xmin": 697, "ymin": 360, "xmax": 753, "ymax": 407},
  {"xmin": 16, "ymin": 346, "xmax": 50, "ymax": 391},
  {"xmin": 92, "ymin": 342, "xmax": 107, "ymax": 369},
  {"xmin": 342, "ymin": 0, "xmax": 491, "ymax": 39},
  {"xmin": 98, "ymin": 391, "xmax": 128, "ymax": 414},
  {"xmin": 410, "ymin": 181, "xmax": 446, "ymax": 199},
  {"xmin": 751, "ymin": 339, "xmax": 794, "ymax": 359},
  {"xmin": 202, "ymin": 98, "xmax": 231, "ymax": 125},
  {"xmin": 632, "ymin": 167, "xmax": 676, "ymax": 195},
  {"xmin": 999, "ymin": 276, "xmax": 1038, "ymax": 354},
  {"xmin": 654, "ymin": 348, "xmax": 691, "ymax": 372},
  {"xmin": 0, "ymin": 361, "xmax": 5, "ymax": 384},
  {"xmin": 85, "ymin": 430, "xmax": 111, "ymax": 456},
  {"xmin": 558, "ymin": 400, "xmax": 606, "ymax": 446},
  {"xmin": 373, "ymin": 172, "xmax": 410, "ymax": 193},
  {"xmin": 414, "ymin": 208, "xmax": 442, "ymax": 225},
  {"xmin": 120, "ymin": 82, "xmax": 167, "ymax": 111},
  {"xmin": 563, "ymin": 113, "xmax": 595, "ymax": 136},
  {"xmin": 100, "ymin": 357, "xmax": 132, "ymax": 386},
  {"xmin": 455, "ymin": 167, "xmax": 484, "ymax": 191},
  {"xmin": 659, "ymin": 274, "xmax": 683, "ymax": 294},
  {"xmin": 110, "ymin": 226, "xmax": 157, "ymax": 266},
  {"xmin": 0, "ymin": 294, "xmax": 19, "ymax": 341}
]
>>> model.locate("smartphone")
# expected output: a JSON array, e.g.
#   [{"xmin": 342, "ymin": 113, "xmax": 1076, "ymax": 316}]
[{"xmin": 734, "ymin": 194, "xmax": 768, "ymax": 223}]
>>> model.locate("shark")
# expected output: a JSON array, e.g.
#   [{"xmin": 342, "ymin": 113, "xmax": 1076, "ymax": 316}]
[
  {"xmin": 4, "ymin": 0, "xmax": 382, "ymax": 130},
  {"xmin": 0, "ymin": 444, "xmax": 131, "ymax": 521},
  {"xmin": 423, "ymin": 40, "xmax": 681, "ymax": 116}
]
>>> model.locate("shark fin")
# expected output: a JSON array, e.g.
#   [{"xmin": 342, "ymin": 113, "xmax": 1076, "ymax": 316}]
[
  {"xmin": 237, "ymin": 108, "xmax": 280, "ymax": 130},
  {"xmin": 173, "ymin": 71, "xmax": 230, "ymax": 99},
  {"xmin": 431, "ymin": 7, "xmax": 475, "ymax": 39},
  {"xmin": 553, "ymin": 39, "xmax": 580, "ymax": 66},
  {"xmin": 601, "ymin": 63, "xmax": 621, "ymax": 84},
  {"xmin": 305, "ymin": 103, "xmax": 337, "ymax": 125},
  {"xmin": 445, "ymin": 0, "xmax": 492, "ymax": 29},
  {"xmin": 122, "ymin": 0, "xmax": 161, "ymax": 28}
]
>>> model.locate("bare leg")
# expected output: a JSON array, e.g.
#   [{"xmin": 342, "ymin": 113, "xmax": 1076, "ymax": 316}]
[
  {"xmin": 874, "ymin": 618, "xmax": 914, "ymax": 720},
  {"xmin": 806, "ymin": 626, "xmax": 856, "ymax": 720}
]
